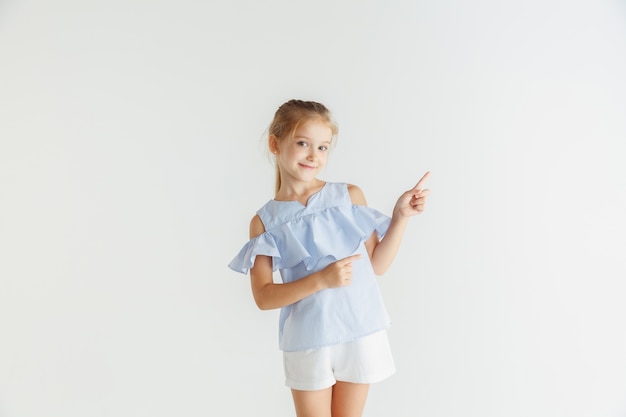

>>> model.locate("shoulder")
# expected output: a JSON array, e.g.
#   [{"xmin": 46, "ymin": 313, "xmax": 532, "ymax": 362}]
[
  {"xmin": 347, "ymin": 183, "xmax": 368, "ymax": 206},
  {"xmin": 249, "ymin": 214, "xmax": 266, "ymax": 239}
]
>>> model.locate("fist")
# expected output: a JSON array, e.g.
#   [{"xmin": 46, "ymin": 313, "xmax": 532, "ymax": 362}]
[{"xmin": 321, "ymin": 254, "xmax": 361, "ymax": 289}]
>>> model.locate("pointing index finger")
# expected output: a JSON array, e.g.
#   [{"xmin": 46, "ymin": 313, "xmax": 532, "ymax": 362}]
[
  {"xmin": 344, "ymin": 254, "xmax": 362, "ymax": 263},
  {"xmin": 413, "ymin": 171, "xmax": 431, "ymax": 190}
]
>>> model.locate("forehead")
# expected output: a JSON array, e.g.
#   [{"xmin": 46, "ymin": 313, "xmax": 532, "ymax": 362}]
[{"xmin": 293, "ymin": 119, "xmax": 333, "ymax": 142}]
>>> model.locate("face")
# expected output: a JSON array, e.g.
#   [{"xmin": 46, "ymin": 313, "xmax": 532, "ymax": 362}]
[{"xmin": 271, "ymin": 118, "xmax": 333, "ymax": 184}]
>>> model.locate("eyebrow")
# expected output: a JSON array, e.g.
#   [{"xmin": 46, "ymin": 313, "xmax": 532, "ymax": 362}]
[{"xmin": 294, "ymin": 135, "xmax": 331, "ymax": 144}]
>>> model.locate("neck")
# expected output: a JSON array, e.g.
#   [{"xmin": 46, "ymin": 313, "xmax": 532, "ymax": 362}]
[{"xmin": 275, "ymin": 178, "xmax": 325, "ymax": 203}]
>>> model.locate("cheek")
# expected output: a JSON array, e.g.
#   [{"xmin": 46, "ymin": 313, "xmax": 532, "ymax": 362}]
[{"xmin": 288, "ymin": 147, "xmax": 305, "ymax": 159}]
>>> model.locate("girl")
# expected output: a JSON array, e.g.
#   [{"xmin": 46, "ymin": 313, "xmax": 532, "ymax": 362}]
[{"xmin": 229, "ymin": 99, "xmax": 430, "ymax": 417}]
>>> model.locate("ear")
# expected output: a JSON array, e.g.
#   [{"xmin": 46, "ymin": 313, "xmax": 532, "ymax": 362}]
[{"xmin": 268, "ymin": 135, "xmax": 280, "ymax": 155}]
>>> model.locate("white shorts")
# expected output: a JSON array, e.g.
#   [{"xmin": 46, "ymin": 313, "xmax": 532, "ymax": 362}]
[{"xmin": 283, "ymin": 330, "xmax": 396, "ymax": 391}]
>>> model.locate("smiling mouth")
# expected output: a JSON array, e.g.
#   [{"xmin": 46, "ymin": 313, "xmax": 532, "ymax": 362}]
[{"xmin": 299, "ymin": 163, "xmax": 317, "ymax": 169}]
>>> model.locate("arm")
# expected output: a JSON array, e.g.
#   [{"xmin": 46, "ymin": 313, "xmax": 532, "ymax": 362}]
[
  {"xmin": 348, "ymin": 172, "xmax": 431, "ymax": 275},
  {"xmin": 248, "ymin": 214, "xmax": 360, "ymax": 310}
]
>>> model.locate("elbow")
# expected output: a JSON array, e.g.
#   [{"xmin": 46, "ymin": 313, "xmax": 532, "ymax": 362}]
[
  {"xmin": 368, "ymin": 247, "xmax": 391, "ymax": 276},
  {"xmin": 253, "ymin": 296, "xmax": 268, "ymax": 310},
  {"xmin": 251, "ymin": 281, "xmax": 276, "ymax": 310},
  {"xmin": 371, "ymin": 261, "xmax": 390, "ymax": 276},
  {"xmin": 253, "ymin": 294, "xmax": 276, "ymax": 311},
  {"xmin": 255, "ymin": 300, "xmax": 273, "ymax": 311},
  {"xmin": 372, "ymin": 266, "xmax": 387, "ymax": 276}
]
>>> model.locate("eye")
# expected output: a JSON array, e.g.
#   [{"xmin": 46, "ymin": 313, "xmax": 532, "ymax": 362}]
[
  {"xmin": 319, "ymin": 145, "xmax": 328, "ymax": 151},
  {"xmin": 296, "ymin": 141, "xmax": 309, "ymax": 147}
]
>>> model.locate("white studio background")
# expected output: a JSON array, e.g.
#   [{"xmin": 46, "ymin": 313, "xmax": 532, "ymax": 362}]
[{"xmin": 1, "ymin": 0, "xmax": 625, "ymax": 416}]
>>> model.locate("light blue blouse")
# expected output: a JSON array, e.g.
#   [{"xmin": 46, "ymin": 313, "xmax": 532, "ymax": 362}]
[{"xmin": 228, "ymin": 182, "xmax": 392, "ymax": 352}]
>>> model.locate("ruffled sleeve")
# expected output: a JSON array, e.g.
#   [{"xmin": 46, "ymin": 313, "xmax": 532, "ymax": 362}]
[
  {"xmin": 350, "ymin": 204, "xmax": 391, "ymax": 240},
  {"xmin": 228, "ymin": 232, "xmax": 281, "ymax": 274}
]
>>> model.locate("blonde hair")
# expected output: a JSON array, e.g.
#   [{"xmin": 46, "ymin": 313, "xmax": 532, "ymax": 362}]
[{"xmin": 268, "ymin": 99, "xmax": 339, "ymax": 195}]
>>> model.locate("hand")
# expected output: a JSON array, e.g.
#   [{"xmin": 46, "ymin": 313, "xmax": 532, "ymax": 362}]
[
  {"xmin": 320, "ymin": 254, "xmax": 361, "ymax": 289},
  {"xmin": 394, "ymin": 171, "xmax": 431, "ymax": 218}
]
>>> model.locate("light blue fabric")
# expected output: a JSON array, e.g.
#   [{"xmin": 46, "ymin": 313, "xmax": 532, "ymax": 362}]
[{"xmin": 228, "ymin": 182, "xmax": 392, "ymax": 352}]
